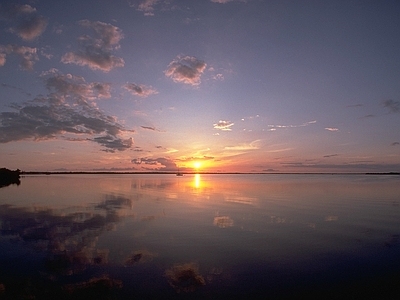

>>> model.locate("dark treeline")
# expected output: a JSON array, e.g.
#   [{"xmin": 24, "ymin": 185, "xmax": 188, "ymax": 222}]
[{"xmin": 0, "ymin": 168, "xmax": 21, "ymax": 188}]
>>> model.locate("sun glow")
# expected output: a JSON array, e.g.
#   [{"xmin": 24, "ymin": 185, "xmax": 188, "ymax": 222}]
[{"xmin": 193, "ymin": 161, "xmax": 202, "ymax": 170}]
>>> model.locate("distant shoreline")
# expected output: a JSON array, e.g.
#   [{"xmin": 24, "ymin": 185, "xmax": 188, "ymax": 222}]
[{"xmin": 20, "ymin": 171, "xmax": 400, "ymax": 176}]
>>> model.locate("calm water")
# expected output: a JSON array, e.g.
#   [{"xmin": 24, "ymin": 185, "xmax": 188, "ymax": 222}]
[{"xmin": 0, "ymin": 174, "xmax": 399, "ymax": 299}]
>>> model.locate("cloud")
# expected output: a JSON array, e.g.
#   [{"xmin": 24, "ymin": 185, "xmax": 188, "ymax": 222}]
[
  {"xmin": 347, "ymin": 104, "xmax": 363, "ymax": 108},
  {"xmin": 267, "ymin": 120, "xmax": 316, "ymax": 130},
  {"xmin": 211, "ymin": 0, "xmax": 235, "ymax": 3},
  {"xmin": 280, "ymin": 161, "xmax": 400, "ymax": 172},
  {"xmin": 123, "ymin": 83, "xmax": 158, "ymax": 97},
  {"xmin": 360, "ymin": 114, "xmax": 375, "ymax": 119},
  {"xmin": 391, "ymin": 142, "xmax": 399, "ymax": 146},
  {"xmin": 325, "ymin": 127, "xmax": 339, "ymax": 132},
  {"xmin": 177, "ymin": 156, "xmax": 215, "ymax": 162},
  {"xmin": 224, "ymin": 139, "xmax": 261, "ymax": 151},
  {"xmin": 266, "ymin": 147, "xmax": 293, "ymax": 153},
  {"xmin": 383, "ymin": 99, "xmax": 400, "ymax": 113},
  {"xmin": 0, "ymin": 53, "xmax": 5, "ymax": 66},
  {"xmin": 43, "ymin": 70, "xmax": 111, "ymax": 100},
  {"xmin": 13, "ymin": 14, "xmax": 47, "ymax": 41},
  {"xmin": 140, "ymin": 126, "xmax": 161, "ymax": 131},
  {"xmin": 0, "ymin": 45, "xmax": 38, "ymax": 70},
  {"xmin": 165, "ymin": 56, "xmax": 207, "ymax": 86},
  {"xmin": 137, "ymin": 0, "xmax": 158, "ymax": 16},
  {"xmin": 0, "ymin": 98, "xmax": 133, "ymax": 152},
  {"xmin": 2, "ymin": 4, "xmax": 47, "ymax": 40},
  {"xmin": 213, "ymin": 120, "xmax": 234, "ymax": 131},
  {"xmin": 213, "ymin": 74, "xmax": 224, "ymax": 81},
  {"xmin": 131, "ymin": 157, "xmax": 177, "ymax": 171},
  {"xmin": 94, "ymin": 136, "xmax": 133, "ymax": 152},
  {"xmin": 323, "ymin": 154, "xmax": 339, "ymax": 158},
  {"xmin": 61, "ymin": 20, "xmax": 124, "ymax": 72},
  {"xmin": 0, "ymin": 71, "xmax": 133, "ymax": 152}
]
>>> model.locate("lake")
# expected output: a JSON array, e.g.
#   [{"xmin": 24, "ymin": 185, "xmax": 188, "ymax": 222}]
[{"xmin": 0, "ymin": 174, "xmax": 399, "ymax": 299}]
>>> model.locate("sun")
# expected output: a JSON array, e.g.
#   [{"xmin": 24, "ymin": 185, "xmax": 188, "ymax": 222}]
[{"xmin": 193, "ymin": 161, "xmax": 202, "ymax": 170}]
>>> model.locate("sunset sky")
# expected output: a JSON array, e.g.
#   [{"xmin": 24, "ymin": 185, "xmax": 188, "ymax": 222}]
[{"xmin": 1, "ymin": 0, "xmax": 400, "ymax": 172}]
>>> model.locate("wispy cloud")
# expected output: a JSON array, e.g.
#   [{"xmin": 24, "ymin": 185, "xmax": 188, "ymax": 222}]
[
  {"xmin": 213, "ymin": 120, "xmax": 234, "ymax": 131},
  {"xmin": 61, "ymin": 20, "xmax": 124, "ymax": 72},
  {"xmin": 267, "ymin": 120, "xmax": 316, "ymax": 130},
  {"xmin": 323, "ymin": 154, "xmax": 339, "ymax": 158},
  {"xmin": 177, "ymin": 156, "xmax": 215, "ymax": 162},
  {"xmin": 266, "ymin": 147, "xmax": 293, "ymax": 153},
  {"xmin": 210, "ymin": 0, "xmax": 235, "ymax": 3},
  {"xmin": 224, "ymin": 139, "xmax": 261, "ymax": 151},
  {"xmin": 124, "ymin": 83, "xmax": 158, "ymax": 98},
  {"xmin": 383, "ymin": 99, "xmax": 400, "ymax": 113},
  {"xmin": 135, "ymin": 0, "xmax": 159, "ymax": 16},
  {"xmin": 391, "ymin": 142, "xmax": 400, "ymax": 146},
  {"xmin": 2, "ymin": 4, "xmax": 47, "ymax": 41},
  {"xmin": 346, "ymin": 104, "xmax": 363, "ymax": 108},
  {"xmin": 165, "ymin": 56, "xmax": 207, "ymax": 86},
  {"xmin": 281, "ymin": 161, "xmax": 400, "ymax": 172},
  {"xmin": 140, "ymin": 125, "xmax": 162, "ymax": 132},
  {"xmin": 325, "ymin": 127, "xmax": 339, "ymax": 132},
  {"xmin": 359, "ymin": 114, "xmax": 375, "ymax": 119}
]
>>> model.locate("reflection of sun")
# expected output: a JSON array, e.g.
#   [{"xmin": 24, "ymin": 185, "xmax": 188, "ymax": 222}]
[{"xmin": 194, "ymin": 173, "xmax": 201, "ymax": 189}]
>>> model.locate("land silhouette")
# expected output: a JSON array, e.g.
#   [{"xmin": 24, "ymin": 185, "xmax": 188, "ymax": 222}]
[{"xmin": 0, "ymin": 168, "xmax": 20, "ymax": 188}]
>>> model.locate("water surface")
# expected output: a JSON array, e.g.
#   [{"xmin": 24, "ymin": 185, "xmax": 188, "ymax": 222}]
[{"xmin": 0, "ymin": 174, "xmax": 399, "ymax": 299}]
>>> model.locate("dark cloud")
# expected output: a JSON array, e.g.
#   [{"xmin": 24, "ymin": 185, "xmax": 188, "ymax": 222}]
[
  {"xmin": 323, "ymin": 154, "xmax": 339, "ymax": 158},
  {"xmin": 141, "ymin": 126, "xmax": 160, "ymax": 131},
  {"xmin": 165, "ymin": 56, "xmax": 207, "ymax": 86},
  {"xmin": 61, "ymin": 20, "xmax": 124, "ymax": 72},
  {"xmin": 359, "ymin": 114, "xmax": 375, "ymax": 119},
  {"xmin": 383, "ymin": 99, "xmax": 400, "ymax": 113},
  {"xmin": 391, "ymin": 142, "xmax": 400, "ymax": 146},
  {"xmin": 0, "ymin": 71, "xmax": 134, "ymax": 151},
  {"xmin": 43, "ymin": 70, "xmax": 111, "ymax": 99},
  {"xmin": 14, "ymin": 14, "xmax": 47, "ymax": 41},
  {"xmin": 94, "ymin": 136, "xmax": 133, "ymax": 152},
  {"xmin": 131, "ymin": 157, "xmax": 177, "ymax": 171},
  {"xmin": 0, "ymin": 99, "xmax": 130, "ymax": 148},
  {"xmin": 1, "ymin": 4, "xmax": 47, "ymax": 40},
  {"xmin": 124, "ymin": 83, "xmax": 158, "ymax": 97}
]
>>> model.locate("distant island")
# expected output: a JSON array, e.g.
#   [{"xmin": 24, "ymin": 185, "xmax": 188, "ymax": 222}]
[{"xmin": 0, "ymin": 168, "xmax": 21, "ymax": 188}]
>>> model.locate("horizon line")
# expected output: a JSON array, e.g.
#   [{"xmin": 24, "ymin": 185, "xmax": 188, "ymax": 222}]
[{"xmin": 19, "ymin": 171, "xmax": 400, "ymax": 175}]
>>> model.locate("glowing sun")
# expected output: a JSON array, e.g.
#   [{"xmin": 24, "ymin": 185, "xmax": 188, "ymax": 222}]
[{"xmin": 193, "ymin": 161, "xmax": 202, "ymax": 170}]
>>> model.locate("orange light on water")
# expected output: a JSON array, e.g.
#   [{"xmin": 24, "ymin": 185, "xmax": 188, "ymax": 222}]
[{"xmin": 194, "ymin": 173, "xmax": 201, "ymax": 188}]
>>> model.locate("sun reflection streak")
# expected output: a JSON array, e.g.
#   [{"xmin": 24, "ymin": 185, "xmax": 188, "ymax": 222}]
[{"xmin": 194, "ymin": 174, "xmax": 201, "ymax": 189}]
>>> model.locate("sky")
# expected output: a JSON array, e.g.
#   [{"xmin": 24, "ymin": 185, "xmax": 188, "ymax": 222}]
[{"xmin": 0, "ymin": 0, "xmax": 400, "ymax": 173}]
